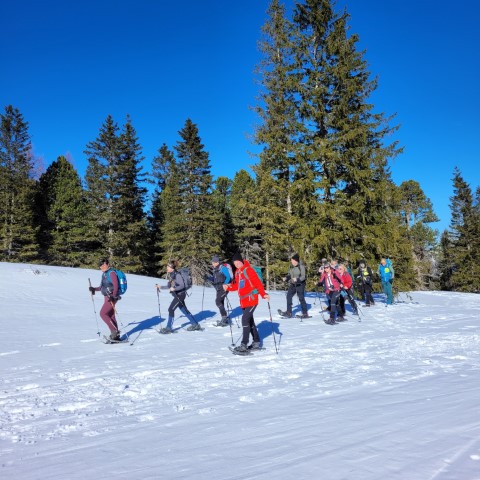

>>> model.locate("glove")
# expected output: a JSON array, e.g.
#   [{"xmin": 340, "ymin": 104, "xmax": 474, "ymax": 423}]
[
  {"xmin": 89, "ymin": 286, "xmax": 95, "ymax": 294},
  {"xmin": 388, "ymin": 278, "xmax": 393, "ymax": 284},
  {"xmin": 291, "ymin": 277, "xmax": 297, "ymax": 283}
]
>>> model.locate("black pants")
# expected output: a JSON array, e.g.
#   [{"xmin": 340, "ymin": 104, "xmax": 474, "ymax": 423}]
[
  {"xmin": 241, "ymin": 305, "xmax": 260, "ymax": 346},
  {"xmin": 286, "ymin": 283, "xmax": 308, "ymax": 314},
  {"xmin": 328, "ymin": 291, "xmax": 341, "ymax": 320},
  {"xmin": 168, "ymin": 291, "xmax": 187, "ymax": 317},
  {"xmin": 215, "ymin": 288, "xmax": 228, "ymax": 317},
  {"xmin": 363, "ymin": 283, "xmax": 374, "ymax": 305}
]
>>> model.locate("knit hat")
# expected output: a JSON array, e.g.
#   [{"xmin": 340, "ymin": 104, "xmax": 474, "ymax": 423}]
[
  {"xmin": 211, "ymin": 255, "xmax": 220, "ymax": 263},
  {"xmin": 231, "ymin": 252, "xmax": 243, "ymax": 263},
  {"xmin": 99, "ymin": 257, "xmax": 109, "ymax": 266},
  {"xmin": 291, "ymin": 253, "xmax": 300, "ymax": 262}
]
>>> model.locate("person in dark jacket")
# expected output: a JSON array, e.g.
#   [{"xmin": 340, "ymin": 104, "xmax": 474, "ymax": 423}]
[
  {"xmin": 89, "ymin": 258, "xmax": 121, "ymax": 341},
  {"xmin": 357, "ymin": 260, "xmax": 375, "ymax": 306},
  {"xmin": 279, "ymin": 253, "xmax": 309, "ymax": 318},
  {"xmin": 208, "ymin": 255, "xmax": 232, "ymax": 327},
  {"xmin": 158, "ymin": 260, "xmax": 201, "ymax": 333}
]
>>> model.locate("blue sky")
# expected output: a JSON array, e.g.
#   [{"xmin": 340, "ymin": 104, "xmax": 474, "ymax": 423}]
[{"xmin": 1, "ymin": 0, "xmax": 478, "ymax": 234}]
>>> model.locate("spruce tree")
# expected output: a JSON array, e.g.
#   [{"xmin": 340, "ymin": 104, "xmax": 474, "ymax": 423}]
[
  {"xmin": 36, "ymin": 156, "xmax": 90, "ymax": 266},
  {"xmin": 149, "ymin": 143, "xmax": 176, "ymax": 274},
  {"xmin": 212, "ymin": 176, "xmax": 237, "ymax": 260},
  {"xmin": 445, "ymin": 168, "xmax": 480, "ymax": 292},
  {"xmin": 166, "ymin": 119, "xmax": 222, "ymax": 283},
  {"xmin": 84, "ymin": 115, "xmax": 148, "ymax": 272},
  {"xmin": 398, "ymin": 180, "xmax": 439, "ymax": 289},
  {"xmin": 0, "ymin": 105, "xmax": 39, "ymax": 261}
]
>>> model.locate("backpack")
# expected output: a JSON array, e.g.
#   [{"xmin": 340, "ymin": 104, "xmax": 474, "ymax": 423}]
[
  {"xmin": 243, "ymin": 265, "xmax": 264, "ymax": 285},
  {"xmin": 222, "ymin": 263, "xmax": 234, "ymax": 284},
  {"xmin": 108, "ymin": 269, "xmax": 128, "ymax": 295},
  {"xmin": 178, "ymin": 267, "xmax": 192, "ymax": 290}
]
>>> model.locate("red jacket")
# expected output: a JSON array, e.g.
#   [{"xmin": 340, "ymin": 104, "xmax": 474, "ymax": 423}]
[
  {"xmin": 335, "ymin": 271, "xmax": 353, "ymax": 290},
  {"xmin": 226, "ymin": 260, "xmax": 267, "ymax": 308},
  {"xmin": 320, "ymin": 271, "xmax": 341, "ymax": 294}
]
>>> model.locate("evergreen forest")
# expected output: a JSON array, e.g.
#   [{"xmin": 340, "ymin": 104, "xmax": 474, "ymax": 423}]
[{"xmin": 1, "ymin": 0, "xmax": 479, "ymax": 293}]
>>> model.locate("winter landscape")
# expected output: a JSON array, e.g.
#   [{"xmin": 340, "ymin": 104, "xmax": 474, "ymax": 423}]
[{"xmin": 1, "ymin": 261, "xmax": 479, "ymax": 480}]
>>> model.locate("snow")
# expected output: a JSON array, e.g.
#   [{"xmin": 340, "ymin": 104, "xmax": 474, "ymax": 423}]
[{"xmin": 1, "ymin": 262, "xmax": 480, "ymax": 480}]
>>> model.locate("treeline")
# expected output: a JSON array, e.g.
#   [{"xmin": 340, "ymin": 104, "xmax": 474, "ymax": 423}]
[{"xmin": 1, "ymin": 0, "xmax": 478, "ymax": 293}]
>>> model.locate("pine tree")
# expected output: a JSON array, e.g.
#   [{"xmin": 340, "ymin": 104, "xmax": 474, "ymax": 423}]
[
  {"xmin": 293, "ymin": 1, "xmax": 405, "ymax": 270},
  {"xmin": 444, "ymin": 168, "xmax": 480, "ymax": 292},
  {"xmin": 229, "ymin": 170, "xmax": 262, "ymax": 258},
  {"xmin": 212, "ymin": 176, "xmax": 237, "ymax": 260},
  {"xmin": 36, "ymin": 156, "xmax": 90, "ymax": 266},
  {"xmin": 0, "ymin": 105, "xmax": 39, "ymax": 261},
  {"xmin": 398, "ymin": 180, "xmax": 439, "ymax": 289},
  {"xmin": 84, "ymin": 115, "xmax": 148, "ymax": 272},
  {"xmin": 253, "ymin": 0, "xmax": 320, "ymax": 287},
  {"xmin": 149, "ymin": 143, "xmax": 176, "ymax": 274},
  {"xmin": 163, "ymin": 119, "xmax": 222, "ymax": 283}
]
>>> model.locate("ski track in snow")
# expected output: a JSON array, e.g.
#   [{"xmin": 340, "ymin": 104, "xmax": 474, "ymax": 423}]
[{"xmin": 1, "ymin": 262, "xmax": 480, "ymax": 479}]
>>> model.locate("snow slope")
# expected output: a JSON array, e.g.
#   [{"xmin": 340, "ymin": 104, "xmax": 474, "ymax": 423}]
[{"xmin": 1, "ymin": 262, "xmax": 479, "ymax": 480}]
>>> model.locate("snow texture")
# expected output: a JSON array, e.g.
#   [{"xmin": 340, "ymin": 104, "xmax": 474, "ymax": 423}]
[{"xmin": 1, "ymin": 262, "xmax": 479, "ymax": 479}]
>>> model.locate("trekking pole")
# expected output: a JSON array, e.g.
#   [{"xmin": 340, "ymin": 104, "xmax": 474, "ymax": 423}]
[
  {"xmin": 110, "ymin": 300, "xmax": 130, "ymax": 343},
  {"xmin": 224, "ymin": 293, "xmax": 235, "ymax": 346},
  {"xmin": 88, "ymin": 279, "xmax": 101, "ymax": 338},
  {"xmin": 226, "ymin": 296, "xmax": 240, "ymax": 328},
  {"xmin": 155, "ymin": 285, "xmax": 163, "ymax": 332},
  {"xmin": 267, "ymin": 302, "xmax": 278, "ymax": 355}
]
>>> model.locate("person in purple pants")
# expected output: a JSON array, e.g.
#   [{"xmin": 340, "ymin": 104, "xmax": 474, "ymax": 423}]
[{"xmin": 89, "ymin": 258, "xmax": 121, "ymax": 341}]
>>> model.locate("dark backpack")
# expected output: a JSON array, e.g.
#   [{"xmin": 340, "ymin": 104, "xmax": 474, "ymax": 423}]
[
  {"xmin": 178, "ymin": 267, "xmax": 192, "ymax": 290},
  {"xmin": 108, "ymin": 269, "xmax": 128, "ymax": 295}
]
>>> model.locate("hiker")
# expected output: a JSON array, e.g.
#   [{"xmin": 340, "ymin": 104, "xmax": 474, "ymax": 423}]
[
  {"xmin": 318, "ymin": 263, "xmax": 342, "ymax": 324},
  {"xmin": 378, "ymin": 257, "xmax": 395, "ymax": 305},
  {"xmin": 335, "ymin": 263, "xmax": 355, "ymax": 317},
  {"xmin": 357, "ymin": 260, "xmax": 375, "ymax": 306},
  {"xmin": 88, "ymin": 258, "xmax": 121, "ymax": 341},
  {"xmin": 158, "ymin": 260, "xmax": 201, "ymax": 333},
  {"xmin": 223, "ymin": 253, "xmax": 270, "ymax": 353},
  {"xmin": 208, "ymin": 255, "xmax": 232, "ymax": 327},
  {"xmin": 279, "ymin": 253, "xmax": 309, "ymax": 318}
]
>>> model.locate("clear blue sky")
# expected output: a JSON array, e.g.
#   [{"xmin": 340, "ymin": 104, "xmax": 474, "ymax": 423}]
[{"xmin": 1, "ymin": 0, "xmax": 478, "ymax": 234}]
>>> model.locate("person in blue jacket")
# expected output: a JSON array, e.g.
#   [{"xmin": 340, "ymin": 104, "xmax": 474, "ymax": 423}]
[
  {"xmin": 378, "ymin": 257, "xmax": 395, "ymax": 305},
  {"xmin": 209, "ymin": 255, "xmax": 232, "ymax": 327}
]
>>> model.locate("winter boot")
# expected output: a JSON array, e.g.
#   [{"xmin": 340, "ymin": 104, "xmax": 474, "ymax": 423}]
[
  {"xmin": 216, "ymin": 316, "xmax": 230, "ymax": 327},
  {"xmin": 336, "ymin": 315, "xmax": 345, "ymax": 322},
  {"xmin": 234, "ymin": 343, "xmax": 248, "ymax": 353},
  {"xmin": 187, "ymin": 322, "xmax": 202, "ymax": 331},
  {"xmin": 109, "ymin": 330, "xmax": 121, "ymax": 341},
  {"xmin": 159, "ymin": 327, "xmax": 174, "ymax": 334},
  {"xmin": 297, "ymin": 312, "xmax": 310, "ymax": 319},
  {"xmin": 279, "ymin": 310, "xmax": 292, "ymax": 318},
  {"xmin": 248, "ymin": 341, "xmax": 262, "ymax": 350},
  {"xmin": 166, "ymin": 316, "xmax": 175, "ymax": 330}
]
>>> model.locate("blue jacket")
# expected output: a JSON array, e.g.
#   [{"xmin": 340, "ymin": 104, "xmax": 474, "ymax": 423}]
[{"xmin": 378, "ymin": 263, "xmax": 394, "ymax": 282}]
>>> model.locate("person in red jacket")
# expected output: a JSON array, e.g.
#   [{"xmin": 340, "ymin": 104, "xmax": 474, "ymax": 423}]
[
  {"xmin": 335, "ymin": 264, "xmax": 353, "ymax": 320},
  {"xmin": 319, "ymin": 264, "xmax": 342, "ymax": 324},
  {"xmin": 224, "ymin": 252, "xmax": 270, "ymax": 353}
]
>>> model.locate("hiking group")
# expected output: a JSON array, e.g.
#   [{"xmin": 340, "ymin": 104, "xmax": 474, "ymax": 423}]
[{"xmin": 88, "ymin": 253, "xmax": 395, "ymax": 352}]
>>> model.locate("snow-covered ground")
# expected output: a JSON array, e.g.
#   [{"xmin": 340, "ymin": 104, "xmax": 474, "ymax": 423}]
[{"xmin": 1, "ymin": 262, "xmax": 479, "ymax": 480}]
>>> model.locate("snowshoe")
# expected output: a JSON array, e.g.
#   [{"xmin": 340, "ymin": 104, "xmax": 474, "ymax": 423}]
[
  {"xmin": 214, "ymin": 317, "xmax": 230, "ymax": 327},
  {"xmin": 278, "ymin": 309, "xmax": 292, "ymax": 318},
  {"xmin": 296, "ymin": 313, "xmax": 312, "ymax": 319},
  {"xmin": 158, "ymin": 327, "xmax": 176, "ymax": 334},
  {"xmin": 229, "ymin": 344, "xmax": 252, "ymax": 356},
  {"xmin": 186, "ymin": 323, "xmax": 203, "ymax": 331},
  {"xmin": 103, "ymin": 334, "xmax": 127, "ymax": 344},
  {"xmin": 247, "ymin": 342, "xmax": 264, "ymax": 351}
]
